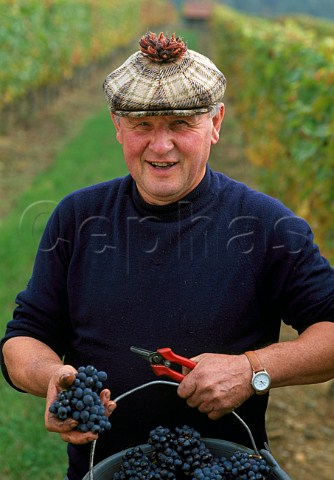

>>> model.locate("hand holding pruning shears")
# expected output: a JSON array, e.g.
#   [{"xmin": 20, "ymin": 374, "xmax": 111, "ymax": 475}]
[{"xmin": 131, "ymin": 347, "xmax": 254, "ymax": 420}]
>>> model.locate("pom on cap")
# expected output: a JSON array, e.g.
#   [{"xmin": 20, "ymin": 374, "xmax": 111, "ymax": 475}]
[{"xmin": 139, "ymin": 32, "xmax": 187, "ymax": 63}]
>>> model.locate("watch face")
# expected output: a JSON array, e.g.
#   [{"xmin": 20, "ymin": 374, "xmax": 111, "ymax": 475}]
[{"xmin": 253, "ymin": 372, "xmax": 270, "ymax": 392}]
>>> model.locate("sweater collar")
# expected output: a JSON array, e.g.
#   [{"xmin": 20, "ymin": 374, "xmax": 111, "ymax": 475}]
[{"xmin": 131, "ymin": 166, "xmax": 213, "ymax": 221}]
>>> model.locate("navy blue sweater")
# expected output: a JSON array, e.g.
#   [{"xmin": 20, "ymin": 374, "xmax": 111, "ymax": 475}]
[{"xmin": 2, "ymin": 168, "xmax": 334, "ymax": 480}]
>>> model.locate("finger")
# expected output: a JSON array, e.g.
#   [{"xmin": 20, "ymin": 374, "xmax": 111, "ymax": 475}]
[
  {"xmin": 60, "ymin": 430, "xmax": 98, "ymax": 444},
  {"xmin": 185, "ymin": 393, "xmax": 202, "ymax": 408},
  {"xmin": 208, "ymin": 408, "xmax": 231, "ymax": 421},
  {"xmin": 198, "ymin": 403, "xmax": 213, "ymax": 414},
  {"xmin": 181, "ymin": 366, "xmax": 192, "ymax": 376},
  {"xmin": 100, "ymin": 388, "xmax": 111, "ymax": 404},
  {"xmin": 46, "ymin": 415, "xmax": 78, "ymax": 433},
  {"xmin": 58, "ymin": 372, "xmax": 76, "ymax": 390},
  {"xmin": 106, "ymin": 400, "xmax": 117, "ymax": 416},
  {"xmin": 100, "ymin": 389, "xmax": 117, "ymax": 416},
  {"xmin": 189, "ymin": 353, "xmax": 207, "ymax": 363},
  {"xmin": 177, "ymin": 377, "xmax": 196, "ymax": 399},
  {"xmin": 102, "ymin": 399, "xmax": 117, "ymax": 417},
  {"xmin": 208, "ymin": 410, "xmax": 223, "ymax": 420}
]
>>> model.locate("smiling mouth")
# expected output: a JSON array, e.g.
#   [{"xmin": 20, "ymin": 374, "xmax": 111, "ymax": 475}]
[{"xmin": 149, "ymin": 161, "xmax": 177, "ymax": 169}]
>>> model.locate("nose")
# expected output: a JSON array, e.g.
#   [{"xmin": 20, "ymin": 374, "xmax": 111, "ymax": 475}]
[{"xmin": 148, "ymin": 126, "xmax": 174, "ymax": 154}]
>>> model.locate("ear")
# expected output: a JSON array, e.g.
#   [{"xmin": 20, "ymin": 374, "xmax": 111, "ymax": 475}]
[
  {"xmin": 211, "ymin": 104, "xmax": 225, "ymax": 145},
  {"xmin": 110, "ymin": 112, "xmax": 123, "ymax": 144}
]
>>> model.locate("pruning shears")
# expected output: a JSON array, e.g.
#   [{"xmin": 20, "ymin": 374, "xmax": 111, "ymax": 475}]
[{"xmin": 130, "ymin": 346, "xmax": 197, "ymax": 383}]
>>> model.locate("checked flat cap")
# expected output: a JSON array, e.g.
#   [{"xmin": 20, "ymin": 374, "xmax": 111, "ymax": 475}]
[{"xmin": 103, "ymin": 32, "xmax": 226, "ymax": 117}]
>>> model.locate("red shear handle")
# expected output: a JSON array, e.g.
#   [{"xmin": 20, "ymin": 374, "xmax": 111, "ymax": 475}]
[
  {"xmin": 152, "ymin": 365, "xmax": 186, "ymax": 382},
  {"xmin": 157, "ymin": 348, "xmax": 197, "ymax": 370}
]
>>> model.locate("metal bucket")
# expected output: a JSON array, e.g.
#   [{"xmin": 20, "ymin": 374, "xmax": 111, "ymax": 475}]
[{"xmin": 82, "ymin": 380, "xmax": 291, "ymax": 480}]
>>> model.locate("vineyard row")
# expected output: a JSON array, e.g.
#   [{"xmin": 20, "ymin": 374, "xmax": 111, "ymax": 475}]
[
  {"xmin": 211, "ymin": 6, "xmax": 334, "ymax": 261},
  {"xmin": 0, "ymin": 0, "xmax": 176, "ymax": 117}
]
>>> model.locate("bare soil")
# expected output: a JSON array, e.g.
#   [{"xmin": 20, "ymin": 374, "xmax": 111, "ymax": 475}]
[
  {"xmin": 266, "ymin": 325, "xmax": 334, "ymax": 480},
  {"xmin": 1, "ymin": 60, "xmax": 333, "ymax": 480}
]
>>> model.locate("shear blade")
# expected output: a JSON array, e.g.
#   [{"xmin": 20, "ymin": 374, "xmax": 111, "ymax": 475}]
[{"xmin": 130, "ymin": 346, "xmax": 154, "ymax": 361}]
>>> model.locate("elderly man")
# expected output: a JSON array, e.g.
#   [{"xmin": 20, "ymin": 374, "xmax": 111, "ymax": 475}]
[{"xmin": 1, "ymin": 32, "xmax": 334, "ymax": 480}]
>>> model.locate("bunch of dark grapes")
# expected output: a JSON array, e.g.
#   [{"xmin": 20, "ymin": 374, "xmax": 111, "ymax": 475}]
[
  {"xmin": 192, "ymin": 464, "xmax": 226, "ymax": 479},
  {"xmin": 192, "ymin": 449, "xmax": 270, "ymax": 480},
  {"xmin": 112, "ymin": 425, "xmax": 270, "ymax": 480},
  {"xmin": 49, "ymin": 365, "xmax": 111, "ymax": 434},
  {"xmin": 149, "ymin": 425, "xmax": 214, "ymax": 475},
  {"xmin": 112, "ymin": 446, "xmax": 177, "ymax": 480},
  {"xmin": 221, "ymin": 450, "xmax": 270, "ymax": 479}
]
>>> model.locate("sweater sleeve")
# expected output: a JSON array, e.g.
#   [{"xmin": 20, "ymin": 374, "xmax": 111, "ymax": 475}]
[
  {"xmin": 263, "ymin": 212, "xmax": 334, "ymax": 333},
  {"xmin": 221, "ymin": 178, "xmax": 334, "ymax": 335},
  {"xmin": 0, "ymin": 200, "xmax": 74, "ymax": 387}
]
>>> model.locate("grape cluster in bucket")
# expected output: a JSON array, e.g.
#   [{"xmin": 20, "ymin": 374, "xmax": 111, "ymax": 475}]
[
  {"xmin": 113, "ymin": 425, "xmax": 270, "ymax": 479},
  {"xmin": 49, "ymin": 365, "xmax": 111, "ymax": 434}
]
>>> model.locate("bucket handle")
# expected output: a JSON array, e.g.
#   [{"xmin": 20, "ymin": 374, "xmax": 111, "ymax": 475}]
[{"xmin": 88, "ymin": 380, "xmax": 261, "ymax": 480}]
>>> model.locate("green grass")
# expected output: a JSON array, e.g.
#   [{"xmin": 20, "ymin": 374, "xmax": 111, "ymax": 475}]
[{"xmin": 0, "ymin": 108, "xmax": 128, "ymax": 480}]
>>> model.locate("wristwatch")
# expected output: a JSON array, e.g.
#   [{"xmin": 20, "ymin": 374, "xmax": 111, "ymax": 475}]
[{"xmin": 244, "ymin": 350, "xmax": 271, "ymax": 395}]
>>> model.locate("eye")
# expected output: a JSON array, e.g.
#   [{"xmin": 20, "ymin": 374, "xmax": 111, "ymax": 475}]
[
  {"xmin": 170, "ymin": 119, "xmax": 189, "ymax": 129},
  {"xmin": 130, "ymin": 121, "xmax": 152, "ymax": 131}
]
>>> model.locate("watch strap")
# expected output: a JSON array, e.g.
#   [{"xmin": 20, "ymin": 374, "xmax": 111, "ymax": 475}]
[{"xmin": 244, "ymin": 350, "xmax": 264, "ymax": 373}]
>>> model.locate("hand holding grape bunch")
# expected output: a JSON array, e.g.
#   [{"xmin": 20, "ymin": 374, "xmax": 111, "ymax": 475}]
[{"xmin": 45, "ymin": 364, "xmax": 116, "ymax": 444}]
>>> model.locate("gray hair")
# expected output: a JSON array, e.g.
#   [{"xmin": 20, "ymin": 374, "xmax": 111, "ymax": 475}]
[{"xmin": 209, "ymin": 103, "xmax": 222, "ymax": 118}]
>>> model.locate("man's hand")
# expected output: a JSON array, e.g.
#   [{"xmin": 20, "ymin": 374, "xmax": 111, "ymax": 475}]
[
  {"xmin": 45, "ymin": 365, "xmax": 117, "ymax": 444},
  {"xmin": 177, "ymin": 353, "xmax": 253, "ymax": 420}
]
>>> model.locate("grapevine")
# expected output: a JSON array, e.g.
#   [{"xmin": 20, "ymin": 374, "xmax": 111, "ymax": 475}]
[
  {"xmin": 0, "ymin": 0, "xmax": 175, "ymax": 112},
  {"xmin": 211, "ymin": 5, "xmax": 334, "ymax": 262}
]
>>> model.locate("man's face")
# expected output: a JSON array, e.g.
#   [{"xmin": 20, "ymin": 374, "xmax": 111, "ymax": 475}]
[{"xmin": 111, "ymin": 106, "xmax": 224, "ymax": 205}]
